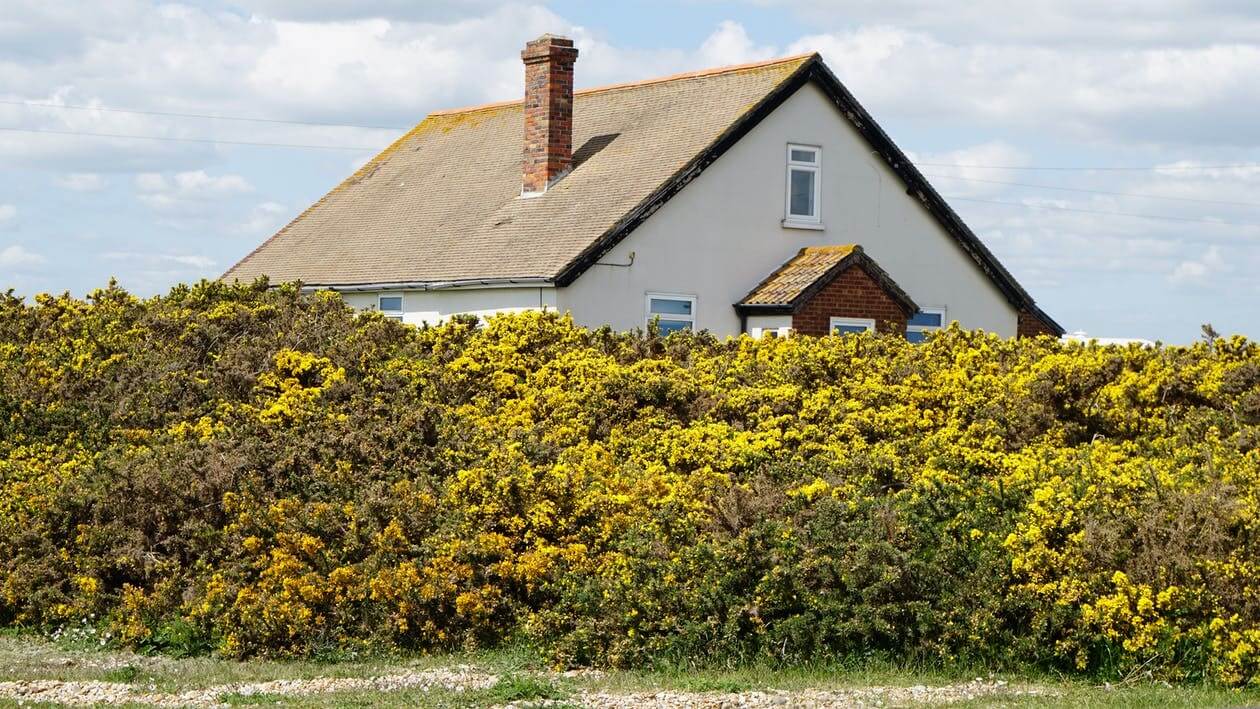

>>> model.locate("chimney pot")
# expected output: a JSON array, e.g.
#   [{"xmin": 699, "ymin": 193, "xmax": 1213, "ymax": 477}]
[{"xmin": 521, "ymin": 34, "xmax": 578, "ymax": 195}]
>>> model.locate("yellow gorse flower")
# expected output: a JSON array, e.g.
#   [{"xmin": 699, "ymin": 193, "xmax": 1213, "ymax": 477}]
[{"xmin": 1, "ymin": 285, "xmax": 1258, "ymax": 682}]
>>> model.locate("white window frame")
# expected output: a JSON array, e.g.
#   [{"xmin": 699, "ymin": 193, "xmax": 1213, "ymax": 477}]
[
  {"xmin": 645, "ymin": 292, "xmax": 697, "ymax": 333},
  {"xmin": 784, "ymin": 143, "xmax": 822, "ymax": 228},
  {"xmin": 906, "ymin": 306, "xmax": 947, "ymax": 343},
  {"xmin": 750, "ymin": 326, "xmax": 794, "ymax": 339},
  {"xmin": 378, "ymin": 293, "xmax": 404, "ymax": 322},
  {"xmin": 829, "ymin": 316, "xmax": 875, "ymax": 335}
]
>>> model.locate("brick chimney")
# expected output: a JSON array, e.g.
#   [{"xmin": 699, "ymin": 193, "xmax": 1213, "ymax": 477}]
[{"xmin": 521, "ymin": 34, "xmax": 579, "ymax": 196}]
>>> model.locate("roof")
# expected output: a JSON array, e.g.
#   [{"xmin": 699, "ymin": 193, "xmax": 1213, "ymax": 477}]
[
  {"xmin": 736, "ymin": 245, "xmax": 918, "ymax": 315},
  {"xmin": 224, "ymin": 52, "xmax": 1063, "ymax": 335},
  {"xmin": 223, "ymin": 54, "xmax": 813, "ymax": 288}
]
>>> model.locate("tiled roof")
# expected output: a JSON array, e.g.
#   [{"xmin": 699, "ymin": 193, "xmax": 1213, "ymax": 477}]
[
  {"xmin": 737, "ymin": 245, "xmax": 918, "ymax": 314},
  {"xmin": 739, "ymin": 245, "xmax": 858, "ymax": 306},
  {"xmin": 221, "ymin": 51, "xmax": 1062, "ymax": 335},
  {"xmin": 223, "ymin": 55, "xmax": 814, "ymax": 287}
]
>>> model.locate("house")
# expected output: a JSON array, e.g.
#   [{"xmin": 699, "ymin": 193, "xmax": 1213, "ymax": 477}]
[{"xmin": 224, "ymin": 34, "xmax": 1062, "ymax": 339}]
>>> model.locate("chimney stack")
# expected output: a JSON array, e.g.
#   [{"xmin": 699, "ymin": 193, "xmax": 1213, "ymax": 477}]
[{"xmin": 521, "ymin": 34, "xmax": 578, "ymax": 196}]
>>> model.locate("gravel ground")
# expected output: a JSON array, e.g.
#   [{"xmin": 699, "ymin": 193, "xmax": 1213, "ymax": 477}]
[
  {"xmin": 503, "ymin": 679, "xmax": 1058, "ymax": 708},
  {"xmin": 0, "ymin": 666, "xmax": 498, "ymax": 707},
  {"xmin": 0, "ymin": 671, "xmax": 1058, "ymax": 707}
]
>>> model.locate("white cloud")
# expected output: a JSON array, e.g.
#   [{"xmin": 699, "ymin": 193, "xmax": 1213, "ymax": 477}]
[
  {"xmin": 135, "ymin": 171, "xmax": 251, "ymax": 194},
  {"xmin": 102, "ymin": 251, "xmax": 216, "ymax": 269},
  {"xmin": 0, "ymin": 1, "xmax": 1254, "ymax": 177},
  {"xmin": 1169, "ymin": 245, "xmax": 1228, "ymax": 285},
  {"xmin": 56, "ymin": 173, "xmax": 107, "ymax": 191},
  {"xmin": 246, "ymin": 6, "xmax": 571, "ymax": 119},
  {"xmin": 236, "ymin": 0, "xmax": 514, "ymax": 22},
  {"xmin": 912, "ymin": 141, "xmax": 1030, "ymax": 197},
  {"xmin": 134, "ymin": 170, "xmax": 252, "ymax": 211},
  {"xmin": 785, "ymin": 27, "xmax": 1260, "ymax": 146},
  {"xmin": 3, "ymin": 1, "xmax": 1242, "ymax": 177},
  {"xmin": 695, "ymin": 20, "xmax": 777, "ymax": 67},
  {"xmin": 0, "ymin": 1, "xmax": 1256, "ymax": 339},
  {"xmin": 237, "ymin": 201, "xmax": 289, "ymax": 234},
  {"xmin": 1154, "ymin": 160, "xmax": 1260, "ymax": 181},
  {"xmin": 0, "ymin": 204, "xmax": 15, "ymax": 224},
  {"xmin": 97, "ymin": 250, "xmax": 219, "ymax": 295},
  {"xmin": 753, "ymin": 0, "xmax": 1260, "ymax": 46},
  {"xmin": 0, "ymin": 244, "xmax": 44, "ymax": 267}
]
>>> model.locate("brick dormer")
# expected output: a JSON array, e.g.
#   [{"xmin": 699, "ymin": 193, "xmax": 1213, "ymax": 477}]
[{"xmin": 735, "ymin": 245, "xmax": 918, "ymax": 337}]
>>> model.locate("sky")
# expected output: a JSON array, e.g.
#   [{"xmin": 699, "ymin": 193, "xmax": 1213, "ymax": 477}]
[{"xmin": 1, "ymin": 1, "xmax": 1258, "ymax": 342}]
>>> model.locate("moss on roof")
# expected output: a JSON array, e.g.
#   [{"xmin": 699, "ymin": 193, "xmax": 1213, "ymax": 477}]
[{"xmin": 223, "ymin": 54, "xmax": 815, "ymax": 286}]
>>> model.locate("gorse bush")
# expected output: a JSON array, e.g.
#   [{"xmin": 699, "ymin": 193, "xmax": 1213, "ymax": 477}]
[{"xmin": 1, "ymin": 280, "xmax": 1259, "ymax": 684}]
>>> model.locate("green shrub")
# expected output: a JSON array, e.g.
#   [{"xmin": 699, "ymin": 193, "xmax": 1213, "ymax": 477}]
[{"xmin": 1, "ymin": 280, "xmax": 1258, "ymax": 685}]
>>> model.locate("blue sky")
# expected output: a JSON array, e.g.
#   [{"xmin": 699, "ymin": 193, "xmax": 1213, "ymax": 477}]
[{"xmin": 2, "ymin": 1, "xmax": 1259, "ymax": 342}]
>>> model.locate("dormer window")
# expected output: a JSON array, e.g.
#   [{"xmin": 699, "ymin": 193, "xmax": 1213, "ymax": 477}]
[{"xmin": 784, "ymin": 144, "xmax": 821, "ymax": 228}]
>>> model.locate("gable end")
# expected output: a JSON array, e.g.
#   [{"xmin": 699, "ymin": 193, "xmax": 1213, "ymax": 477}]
[
  {"xmin": 553, "ymin": 56, "xmax": 817, "ymax": 287},
  {"xmin": 555, "ymin": 55, "xmax": 1063, "ymax": 336}
]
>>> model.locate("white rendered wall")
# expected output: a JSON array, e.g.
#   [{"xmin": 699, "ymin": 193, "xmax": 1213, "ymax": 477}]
[
  {"xmin": 340, "ymin": 287, "xmax": 557, "ymax": 326},
  {"xmin": 556, "ymin": 81, "xmax": 1019, "ymax": 337},
  {"xmin": 746, "ymin": 314, "xmax": 793, "ymax": 338}
]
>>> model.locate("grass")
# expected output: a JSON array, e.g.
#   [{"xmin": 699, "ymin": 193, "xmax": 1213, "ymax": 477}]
[
  {"xmin": 0, "ymin": 631, "xmax": 1258, "ymax": 708},
  {"xmin": 0, "ymin": 630, "xmax": 533, "ymax": 693},
  {"xmin": 484, "ymin": 673, "xmax": 572, "ymax": 702}
]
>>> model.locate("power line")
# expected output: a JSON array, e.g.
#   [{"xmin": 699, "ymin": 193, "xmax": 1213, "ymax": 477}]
[
  {"xmin": 916, "ymin": 161, "xmax": 1260, "ymax": 172},
  {"xmin": 4, "ymin": 110, "xmax": 1259, "ymax": 189},
  {"xmin": 946, "ymin": 195, "xmax": 1260, "ymax": 228},
  {"xmin": 925, "ymin": 174, "xmax": 1260, "ymax": 209},
  {"xmin": 0, "ymin": 99, "xmax": 407, "ymax": 132},
  {"xmin": 0, "ymin": 126, "xmax": 381, "ymax": 151},
  {"xmin": 4, "ymin": 97, "xmax": 1258, "ymax": 174}
]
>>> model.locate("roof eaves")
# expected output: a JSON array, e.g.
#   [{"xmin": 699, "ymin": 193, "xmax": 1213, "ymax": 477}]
[{"xmin": 298, "ymin": 277, "xmax": 555, "ymax": 292}]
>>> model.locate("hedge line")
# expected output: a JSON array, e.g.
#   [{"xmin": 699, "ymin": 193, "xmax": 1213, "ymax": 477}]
[{"xmin": 1, "ymin": 280, "xmax": 1258, "ymax": 683}]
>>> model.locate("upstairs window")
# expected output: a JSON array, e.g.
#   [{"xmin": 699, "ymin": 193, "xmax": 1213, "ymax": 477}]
[
  {"xmin": 829, "ymin": 316, "xmax": 874, "ymax": 335},
  {"xmin": 378, "ymin": 294, "xmax": 404, "ymax": 321},
  {"xmin": 906, "ymin": 307, "xmax": 946, "ymax": 343},
  {"xmin": 785, "ymin": 144, "xmax": 821, "ymax": 225},
  {"xmin": 645, "ymin": 293, "xmax": 696, "ymax": 334}
]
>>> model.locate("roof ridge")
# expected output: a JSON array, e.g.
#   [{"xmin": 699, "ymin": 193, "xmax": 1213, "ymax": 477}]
[
  {"xmin": 802, "ymin": 244, "xmax": 858, "ymax": 253},
  {"xmin": 428, "ymin": 52, "xmax": 817, "ymax": 117}
]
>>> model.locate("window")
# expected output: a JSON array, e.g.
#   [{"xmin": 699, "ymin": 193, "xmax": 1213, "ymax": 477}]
[
  {"xmin": 829, "ymin": 316, "xmax": 875, "ymax": 335},
  {"xmin": 378, "ymin": 294, "xmax": 404, "ymax": 321},
  {"xmin": 906, "ymin": 307, "xmax": 946, "ymax": 343},
  {"xmin": 751, "ymin": 326, "xmax": 793, "ymax": 339},
  {"xmin": 785, "ymin": 144, "xmax": 821, "ymax": 225},
  {"xmin": 645, "ymin": 293, "xmax": 696, "ymax": 334}
]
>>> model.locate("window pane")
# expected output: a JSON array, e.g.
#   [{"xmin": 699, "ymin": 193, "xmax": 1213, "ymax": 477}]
[
  {"xmin": 379, "ymin": 296, "xmax": 402, "ymax": 311},
  {"xmin": 832, "ymin": 324, "xmax": 870, "ymax": 335},
  {"xmin": 789, "ymin": 169, "xmax": 815, "ymax": 217},
  {"xmin": 657, "ymin": 319, "xmax": 692, "ymax": 334},
  {"xmin": 906, "ymin": 330, "xmax": 928, "ymax": 344},
  {"xmin": 790, "ymin": 148, "xmax": 816, "ymax": 163},
  {"xmin": 909, "ymin": 311, "xmax": 942, "ymax": 327},
  {"xmin": 650, "ymin": 298, "xmax": 692, "ymax": 316}
]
